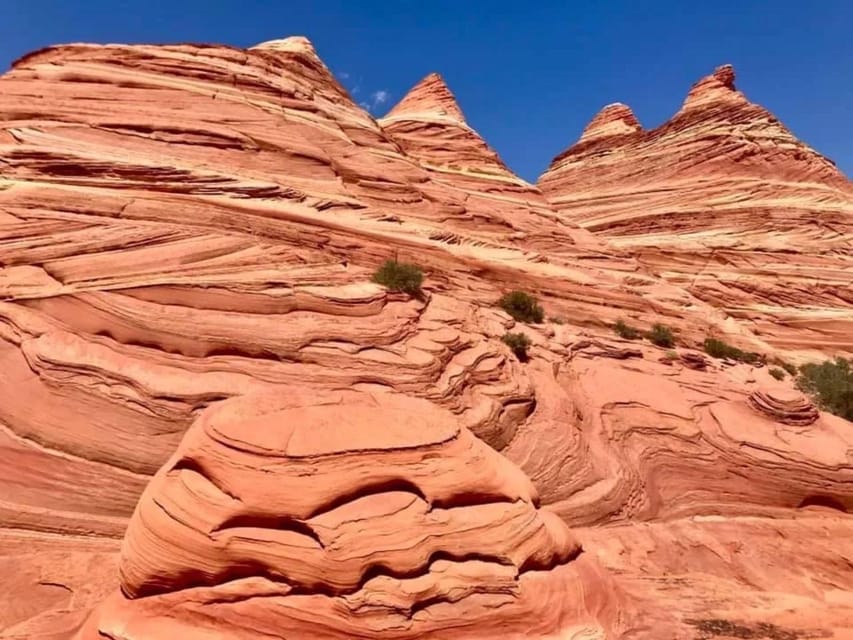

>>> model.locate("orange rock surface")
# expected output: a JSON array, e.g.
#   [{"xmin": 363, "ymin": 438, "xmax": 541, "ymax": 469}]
[
  {"xmin": 539, "ymin": 64, "xmax": 853, "ymax": 356},
  {"xmin": 76, "ymin": 391, "xmax": 628, "ymax": 639},
  {"xmin": 0, "ymin": 37, "xmax": 851, "ymax": 640}
]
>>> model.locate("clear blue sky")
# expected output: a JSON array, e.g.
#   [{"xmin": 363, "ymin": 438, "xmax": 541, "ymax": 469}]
[{"xmin": 3, "ymin": 1, "xmax": 851, "ymax": 181}]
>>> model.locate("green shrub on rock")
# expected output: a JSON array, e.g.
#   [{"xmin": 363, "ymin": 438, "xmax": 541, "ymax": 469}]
[
  {"xmin": 502, "ymin": 332, "xmax": 532, "ymax": 362},
  {"xmin": 497, "ymin": 290, "xmax": 544, "ymax": 324},
  {"xmin": 703, "ymin": 338, "xmax": 761, "ymax": 365},
  {"xmin": 768, "ymin": 367, "xmax": 786, "ymax": 381},
  {"xmin": 647, "ymin": 324, "xmax": 675, "ymax": 348},
  {"xmin": 372, "ymin": 259, "xmax": 424, "ymax": 296},
  {"xmin": 781, "ymin": 361, "xmax": 798, "ymax": 376},
  {"xmin": 614, "ymin": 319, "xmax": 641, "ymax": 340},
  {"xmin": 797, "ymin": 357, "xmax": 853, "ymax": 421}
]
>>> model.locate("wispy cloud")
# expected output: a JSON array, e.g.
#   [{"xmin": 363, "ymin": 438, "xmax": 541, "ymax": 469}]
[
  {"xmin": 371, "ymin": 90, "xmax": 390, "ymax": 106},
  {"xmin": 335, "ymin": 72, "xmax": 390, "ymax": 114}
]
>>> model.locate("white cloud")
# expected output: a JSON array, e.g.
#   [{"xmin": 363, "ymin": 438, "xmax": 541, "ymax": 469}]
[
  {"xmin": 371, "ymin": 90, "xmax": 390, "ymax": 106},
  {"xmin": 338, "ymin": 77, "xmax": 389, "ymax": 114}
]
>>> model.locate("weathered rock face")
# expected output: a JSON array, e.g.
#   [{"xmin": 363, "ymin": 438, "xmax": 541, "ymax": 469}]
[
  {"xmin": 539, "ymin": 64, "xmax": 853, "ymax": 356},
  {"xmin": 379, "ymin": 75, "xmax": 648, "ymax": 277},
  {"xmin": 1, "ymin": 36, "xmax": 852, "ymax": 640},
  {"xmin": 75, "ymin": 390, "xmax": 626, "ymax": 639}
]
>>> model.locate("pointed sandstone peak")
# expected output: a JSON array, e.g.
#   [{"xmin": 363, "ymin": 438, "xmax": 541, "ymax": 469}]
[
  {"xmin": 385, "ymin": 72, "xmax": 465, "ymax": 122},
  {"xmin": 250, "ymin": 35, "xmax": 319, "ymax": 57},
  {"xmin": 578, "ymin": 102, "xmax": 642, "ymax": 143},
  {"xmin": 681, "ymin": 63, "xmax": 746, "ymax": 111}
]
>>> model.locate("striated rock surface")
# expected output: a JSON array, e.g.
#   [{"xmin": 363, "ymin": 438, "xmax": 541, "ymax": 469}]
[
  {"xmin": 76, "ymin": 390, "xmax": 625, "ymax": 639},
  {"xmin": 539, "ymin": 64, "xmax": 853, "ymax": 356},
  {"xmin": 748, "ymin": 387, "xmax": 820, "ymax": 426},
  {"xmin": 379, "ymin": 74, "xmax": 652, "ymax": 281},
  {"xmin": 1, "ymin": 36, "xmax": 852, "ymax": 640},
  {"xmin": 577, "ymin": 103, "xmax": 642, "ymax": 144},
  {"xmin": 385, "ymin": 72, "xmax": 466, "ymax": 121}
]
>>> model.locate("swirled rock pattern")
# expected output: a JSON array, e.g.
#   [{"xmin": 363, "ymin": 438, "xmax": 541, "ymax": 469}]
[
  {"xmin": 748, "ymin": 388, "xmax": 820, "ymax": 426},
  {"xmin": 74, "ymin": 391, "xmax": 628, "ymax": 639},
  {"xmin": 539, "ymin": 64, "xmax": 853, "ymax": 356},
  {"xmin": 1, "ymin": 36, "xmax": 852, "ymax": 640}
]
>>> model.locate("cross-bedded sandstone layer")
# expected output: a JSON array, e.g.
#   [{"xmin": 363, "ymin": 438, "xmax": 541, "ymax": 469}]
[
  {"xmin": 539, "ymin": 65, "xmax": 853, "ymax": 357},
  {"xmin": 74, "ymin": 391, "xmax": 628, "ymax": 639},
  {"xmin": 1, "ymin": 37, "xmax": 852, "ymax": 640}
]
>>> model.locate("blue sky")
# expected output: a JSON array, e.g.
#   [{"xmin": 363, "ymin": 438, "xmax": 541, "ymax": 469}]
[{"xmin": 3, "ymin": 1, "xmax": 850, "ymax": 181}]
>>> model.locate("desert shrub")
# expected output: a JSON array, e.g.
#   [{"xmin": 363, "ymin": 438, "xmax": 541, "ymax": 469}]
[
  {"xmin": 768, "ymin": 367, "xmax": 786, "ymax": 381},
  {"xmin": 647, "ymin": 324, "xmax": 675, "ymax": 348},
  {"xmin": 614, "ymin": 319, "xmax": 641, "ymax": 340},
  {"xmin": 372, "ymin": 259, "xmax": 423, "ymax": 296},
  {"xmin": 797, "ymin": 357, "xmax": 853, "ymax": 421},
  {"xmin": 703, "ymin": 337, "xmax": 761, "ymax": 365},
  {"xmin": 502, "ymin": 332, "xmax": 532, "ymax": 362},
  {"xmin": 781, "ymin": 361, "xmax": 798, "ymax": 376},
  {"xmin": 549, "ymin": 316, "xmax": 565, "ymax": 325},
  {"xmin": 497, "ymin": 290, "xmax": 544, "ymax": 324}
]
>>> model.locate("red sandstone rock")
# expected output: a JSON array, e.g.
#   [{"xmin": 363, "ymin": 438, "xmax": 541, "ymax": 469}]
[
  {"xmin": 385, "ymin": 72, "xmax": 466, "ymax": 121},
  {"xmin": 539, "ymin": 64, "xmax": 853, "ymax": 355},
  {"xmin": 748, "ymin": 387, "xmax": 820, "ymax": 426},
  {"xmin": 75, "ymin": 391, "xmax": 629, "ymax": 639},
  {"xmin": 0, "ymin": 36, "xmax": 852, "ymax": 640},
  {"xmin": 577, "ymin": 103, "xmax": 642, "ymax": 143}
]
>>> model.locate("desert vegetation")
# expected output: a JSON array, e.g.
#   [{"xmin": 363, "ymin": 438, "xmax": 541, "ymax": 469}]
[
  {"xmin": 497, "ymin": 290, "xmax": 544, "ymax": 324},
  {"xmin": 647, "ymin": 323, "xmax": 675, "ymax": 348},
  {"xmin": 614, "ymin": 319, "xmax": 641, "ymax": 340},
  {"xmin": 372, "ymin": 259, "xmax": 424, "ymax": 296},
  {"xmin": 502, "ymin": 332, "xmax": 532, "ymax": 361},
  {"xmin": 780, "ymin": 361, "xmax": 798, "ymax": 376},
  {"xmin": 768, "ymin": 367, "xmax": 786, "ymax": 381},
  {"xmin": 797, "ymin": 357, "xmax": 853, "ymax": 421},
  {"xmin": 703, "ymin": 338, "xmax": 761, "ymax": 365}
]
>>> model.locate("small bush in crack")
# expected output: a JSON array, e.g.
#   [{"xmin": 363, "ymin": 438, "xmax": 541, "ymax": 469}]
[
  {"xmin": 769, "ymin": 367, "xmax": 786, "ymax": 381},
  {"xmin": 703, "ymin": 337, "xmax": 761, "ymax": 365},
  {"xmin": 372, "ymin": 259, "xmax": 424, "ymax": 296},
  {"xmin": 614, "ymin": 319, "xmax": 641, "ymax": 340},
  {"xmin": 502, "ymin": 332, "xmax": 532, "ymax": 362},
  {"xmin": 647, "ymin": 323, "xmax": 675, "ymax": 348},
  {"xmin": 497, "ymin": 290, "xmax": 544, "ymax": 324}
]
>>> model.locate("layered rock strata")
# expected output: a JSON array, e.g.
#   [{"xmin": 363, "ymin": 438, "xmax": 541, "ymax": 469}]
[
  {"xmin": 76, "ymin": 391, "xmax": 621, "ymax": 639},
  {"xmin": 0, "ymin": 36, "xmax": 852, "ymax": 640},
  {"xmin": 539, "ymin": 65, "xmax": 853, "ymax": 355}
]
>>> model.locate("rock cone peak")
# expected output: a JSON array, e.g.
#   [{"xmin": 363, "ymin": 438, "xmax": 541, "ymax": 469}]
[
  {"xmin": 578, "ymin": 102, "xmax": 642, "ymax": 143},
  {"xmin": 385, "ymin": 72, "xmax": 465, "ymax": 121},
  {"xmin": 681, "ymin": 62, "xmax": 744, "ymax": 111},
  {"xmin": 251, "ymin": 35, "xmax": 318, "ymax": 56}
]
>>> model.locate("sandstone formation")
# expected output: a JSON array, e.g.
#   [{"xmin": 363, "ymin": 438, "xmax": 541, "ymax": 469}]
[
  {"xmin": 539, "ymin": 64, "xmax": 853, "ymax": 357},
  {"xmin": 0, "ymin": 36, "xmax": 851, "ymax": 640},
  {"xmin": 379, "ymin": 74, "xmax": 632, "ymax": 265},
  {"xmin": 75, "ymin": 391, "xmax": 627, "ymax": 639},
  {"xmin": 747, "ymin": 387, "xmax": 820, "ymax": 426}
]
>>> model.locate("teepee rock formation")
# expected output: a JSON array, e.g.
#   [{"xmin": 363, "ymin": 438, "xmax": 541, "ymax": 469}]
[
  {"xmin": 539, "ymin": 64, "xmax": 853, "ymax": 355},
  {"xmin": 1, "ymin": 36, "xmax": 853, "ymax": 640},
  {"xmin": 577, "ymin": 102, "xmax": 642, "ymax": 144},
  {"xmin": 379, "ymin": 72, "xmax": 682, "ymax": 316},
  {"xmin": 385, "ymin": 71, "xmax": 467, "ymax": 121}
]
